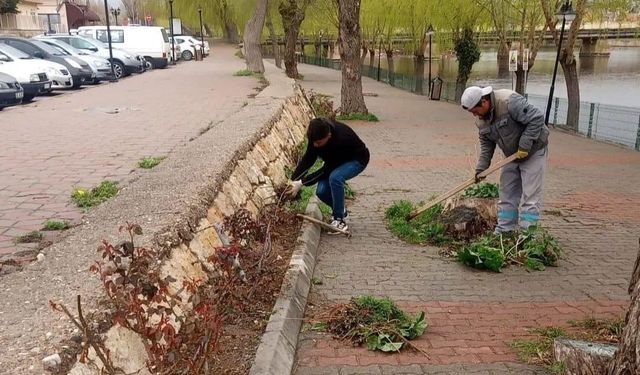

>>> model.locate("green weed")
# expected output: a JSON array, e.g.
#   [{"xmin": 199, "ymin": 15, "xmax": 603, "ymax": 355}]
[
  {"xmin": 234, "ymin": 69, "xmax": 253, "ymax": 76},
  {"xmin": 138, "ymin": 156, "xmax": 165, "ymax": 169},
  {"xmin": 14, "ymin": 231, "xmax": 43, "ymax": 243},
  {"xmin": 336, "ymin": 112, "xmax": 379, "ymax": 122},
  {"xmin": 71, "ymin": 180, "xmax": 119, "ymax": 208},
  {"xmin": 43, "ymin": 219, "xmax": 70, "ymax": 231},
  {"xmin": 462, "ymin": 182, "xmax": 499, "ymax": 198},
  {"xmin": 385, "ymin": 200, "xmax": 448, "ymax": 245}
]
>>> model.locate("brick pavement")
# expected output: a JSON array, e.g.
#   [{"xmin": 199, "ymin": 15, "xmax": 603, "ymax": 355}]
[
  {"xmin": 0, "ymin": 44, "xmax": 255, "ymax": 259},
  {"xmin": 294, "ymin": 63, "xmax": 640, "ymax": 374}
]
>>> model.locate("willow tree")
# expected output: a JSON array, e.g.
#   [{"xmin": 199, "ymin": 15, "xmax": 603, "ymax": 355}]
[
  {"xmin": 372, "ymin": 0, "xmax": 403, "ymax": 86},
  {"xmin": 338, "ymin": 0, "xmax": 368, "ymax": 114},
  {"xmin": 360, "ymin": 0, "xmax": 388, "ymax": 78},
  {"xmin": 279, "ymin": 0, "xmax": 313, "ymax": 78}
]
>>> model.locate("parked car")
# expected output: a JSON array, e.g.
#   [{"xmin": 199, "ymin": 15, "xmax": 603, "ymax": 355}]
[
  {"xmin": 0, "ymin": 36, "xmax": 93, "ymax": 88},
  {"xmin": 170, "ymin": 36, "xmax": 197, "ymax": 61},
  {"xmin": 0, "ymin": 72, "xmax": 23, "ymax": 110},
  {"xmin": 77, "ymin": 26, "xmax": 171, "ymax": 69},
  {"xmin": 36, "ymin": 37, "xmax": 112, "ymax": 83},
  {"xmin": 181, "ymin": 35, "xmax": 210, "ymax": 56},
  {"xmin": 0, "ymin": 44, "xmax": 53, "ymax": 100},
  {"xmin": 39, "ymin": 35, "xmax": 143, "ymax": 79}
]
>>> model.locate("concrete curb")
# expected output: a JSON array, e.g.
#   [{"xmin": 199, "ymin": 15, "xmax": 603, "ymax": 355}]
[{"xmin": 249, "ymin": 197, "xmax": 323, "ymax": 375}]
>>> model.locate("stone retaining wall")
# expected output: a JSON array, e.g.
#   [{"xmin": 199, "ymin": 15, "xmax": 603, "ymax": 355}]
[{"xmin": 66, "ymin": 73, "xmax": 314, "ymax": 373}]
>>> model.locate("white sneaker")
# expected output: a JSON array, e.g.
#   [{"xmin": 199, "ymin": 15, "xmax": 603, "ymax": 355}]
[{"xmin": 327, "ymin": 219, "xmax": 349, "ymax": 234}]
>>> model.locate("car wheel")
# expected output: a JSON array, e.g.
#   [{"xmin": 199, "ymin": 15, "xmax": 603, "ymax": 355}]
[
  {"xmin": 145, "ymin": 60, "xmax": 154, "ymax": 70},
  {"xmin": 182, "ymin": 50, "xmax": 193, "ymax": 61},
  {"xmin": 112, "ymin": 61, "xmax": 125, "ymax": 79},
  {"xmin": 23, "ymin": 94, "xmax": 35, "ymax": 102}
]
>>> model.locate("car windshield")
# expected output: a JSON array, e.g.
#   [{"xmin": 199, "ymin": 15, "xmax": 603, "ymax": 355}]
[
  {"xmin": 31, "ymin": 40, "xmax": 68, "ymax": 56},
  {"xmin": 0, "ymin": 44, "xmax": 32, "ymax": 59},
  {"xmin": 78, "ymin": 37, "xmax": 106, "ymax": 49},
  {"xmin": 49, "ymin": 40, "xmax": 86, "ymax": 55}
]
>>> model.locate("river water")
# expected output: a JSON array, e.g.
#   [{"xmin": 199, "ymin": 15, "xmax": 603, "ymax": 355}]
[{"xmin": 369, "ymin": 45, "xmax": 640, "ymax": 108}]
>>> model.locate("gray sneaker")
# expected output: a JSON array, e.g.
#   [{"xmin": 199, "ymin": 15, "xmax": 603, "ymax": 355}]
[{"xmin": 327, "ymin": 219, "xmax": 349, "ymax": 234}]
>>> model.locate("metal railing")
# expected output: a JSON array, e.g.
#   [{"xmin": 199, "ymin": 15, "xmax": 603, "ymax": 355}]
[{"xmin": 298, "ymin": 55, "xmax": 640, "ymax": 151}]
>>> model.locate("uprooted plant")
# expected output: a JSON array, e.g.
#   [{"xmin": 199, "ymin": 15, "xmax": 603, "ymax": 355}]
[
  {"xmin": 456, "ymin": 225, "xmax": 562, "ymax": 272},
  {"xmin": 311, "ymin": 295, "xmax": 428, "ymax": 354}
]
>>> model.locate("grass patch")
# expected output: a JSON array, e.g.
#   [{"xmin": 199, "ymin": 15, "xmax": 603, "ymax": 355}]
[
  {"xmin": 462, "ymin": 182, "xmax": 499, "ymax": 199},
  {"xmin": 313, "ymin": 295, "xmax": 427, "ymax": 353},
  {"xmin": 15, "ymin": 230, "xmax": 43, "ymax": 243},
  {"xmin": 234, "ymin": 69, "xmax": 253, "ymax": 76},
  {"xmin": 71, "ymin": 180, "xmax": 119, "ymax": 208},
  {"xmin": 42, "ymin": 219, "xmax": 70, "ymax": 231},
  {"xmin": 336, "ymin": 112, "xmax": 379, "ymax": 122},
  {"xmin": 456, "ymin": 226, "xmax": 562, "ymax": 272},
  {"xmin": 511, "ymin": 326, "xmax": 565, "ymax": 366},
  {"xmin": 568, "ymin": 316, "xmax": 625, "ymax": 343},
  {"xmin": 138, "ymin": 156, "xmax": 165, "ymax": 169},
  {"xmin": 385, "ymin": 200, "xmax": 448, "ymax": 245}
]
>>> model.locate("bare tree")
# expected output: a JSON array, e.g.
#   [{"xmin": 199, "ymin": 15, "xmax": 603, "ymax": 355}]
[
  {"xmin": 243, "ymin": 0, "xmax": 269, "ymax": 73},
  {"xmin": 121, "ymin": 0, "xmax": 141, "ymax": 23},
  {"xmin": 338, "ymin": 0, "xmax": 368, "ymax": 114},
  {"xmin": 266, "ymin": 1, "xmax": 282, "ymax": 69}
]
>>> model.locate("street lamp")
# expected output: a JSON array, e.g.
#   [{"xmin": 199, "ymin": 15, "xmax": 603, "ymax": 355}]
[
  {"xmin": 198, "ymin": 6, "xmax": 204, "ymax": 57},
  {"xmin": 110, "ymin": 7, "xmax": 121, "ymax": 26},
  {"xmin": 169, "ymin": 0, "xmax": 176, "ymax": 65},
  {"xmin": 103, "ymin": 0, "xmax": 116, "ymax": 81},
  {"xmin": 545, "ymin": 0, "xmax": 576, "ymax": 125},
  {"xmin": 426, "ymin": 24, "xmax": 435, "ymax": 97}
]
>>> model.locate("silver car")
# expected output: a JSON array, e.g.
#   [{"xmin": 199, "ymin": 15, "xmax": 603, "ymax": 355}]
[{"xmin": 36, "ymin": 37, "xmax": 112, "ymax": 83}]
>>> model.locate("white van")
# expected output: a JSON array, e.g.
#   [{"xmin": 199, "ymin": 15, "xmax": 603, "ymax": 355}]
[{"xmin": 77, "ymin": 26, "xmax": 170, "ymax": 69}]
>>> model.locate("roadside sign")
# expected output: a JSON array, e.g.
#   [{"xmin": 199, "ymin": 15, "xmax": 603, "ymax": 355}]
[{"xmin": 509, "ymin": 50, "xmax": 518, "ymax": 72}]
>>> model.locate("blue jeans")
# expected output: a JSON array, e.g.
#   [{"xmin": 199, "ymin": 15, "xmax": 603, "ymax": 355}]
[{"xmin": 315, "ymin": 161, "xmax": 365, "ymax": 220}]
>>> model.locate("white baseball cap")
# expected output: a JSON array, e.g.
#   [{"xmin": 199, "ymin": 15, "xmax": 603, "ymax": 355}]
[{"xmin": 461, "ymin": 86, "xmax": 493, "ymax": 110}]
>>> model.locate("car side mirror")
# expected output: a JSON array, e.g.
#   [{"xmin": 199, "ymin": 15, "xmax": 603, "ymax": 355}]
[
  {"xmin": 89, "ymin": 47, "xmax": 98, "ymax": 52},
  {"xmin": 34, "ymin": 51, "xmax": 45, "ymax": 59}
]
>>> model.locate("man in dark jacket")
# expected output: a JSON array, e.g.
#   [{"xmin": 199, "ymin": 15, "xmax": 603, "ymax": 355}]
[
  {"xmin": 461, "ymin": 86, "xmax": 549, "ymax": 233},
  {"xmin": 287, "ymin": 117, "xmax": 370, "ymax": 233}
]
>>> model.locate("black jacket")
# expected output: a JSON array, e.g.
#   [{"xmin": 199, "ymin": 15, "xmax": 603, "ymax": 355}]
[{"xmin": 292, "ymin": 120, "xmax": 370, "ymax": 186}]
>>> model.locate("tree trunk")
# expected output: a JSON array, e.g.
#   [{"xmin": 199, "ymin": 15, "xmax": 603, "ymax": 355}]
[
  {"xmin": 368, "ymin": 48, "xmax": 375, "ymax": 77},
  {"xmin": 224, "ymin": 19, "xmax": 239, "ymax": 43},
  {"xmin": 266, "ymin": 6, "xmax": 281, "ymax": 68},
  {"xmin": 561, "ymin": 59, "xmax": 580, "ymax": 131},
  {"xmin": 338, "ymin": 0, "xmax": 367, "ymax": 114},
  {"xmin": 414, "ymin": 55, "xmax": 425, "ymax": 95},
  {"xmin": 279, "ymin": 0, "xmax": 305, "ymax": 79},
  {"xmin": 329, "ymin": 42, "xmax": 335, "ymax": 59},
  {"xmin": 515, "ymin": 68, "xmax": 526, "ymax": 95},
  {"xmin": 497, "ymin": 41, "xmax": 510, "ymax": 78},
  {"xmin": 361, "ymin": 43, "xmax": 368, "ymax": 65},
  {"xmin": 314, "ymin": 41, "xmax": 321, "ymax": 58},
  {"xmin": 386, "ymin": 49, "xmax": 394, "ymax": 86},
  {"xmin": 608, "ymin": 239, "xmax": 640, "ymax": 374},
  {"xmin": 455, "ymin": 77, "xmax": 467, "ymax": 103},
  {"xmin": 243, "ymin": 0, "xmax": 268, "ymax": 73}
]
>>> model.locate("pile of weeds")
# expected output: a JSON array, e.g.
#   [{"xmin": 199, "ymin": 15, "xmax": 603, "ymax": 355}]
[
  {"xmin": 456, "ymin": 226, "xmax": 562, "ymax": 272},
  {"xmin": 71, "ymin": 180, "xmax": 119, "ymax": 208},
  {"xmin": 384, "ymin": 200, "xmax": 455, "ymax": 246},
  {"xmin": 462, "ymin": 182, "xmax": 499, "ymax": 198},
  {"xmin": 314, "ymin": 295, "xmax": 427, "ymax": 353}
]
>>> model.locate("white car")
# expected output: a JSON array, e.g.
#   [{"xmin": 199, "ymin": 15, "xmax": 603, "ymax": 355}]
[
  {"xmin": 37, "ymin": 37, "xmax": 113, "ymax": 83},
  {"xmin": 0, "ymin": 44, "xmax": 54, "ymax": 100},
  {"xmin": 171, "ymin": 36, "xmax": 209, "ymax": 61},
  {"xmin": 38, "ymin": 35, "xmax": 143, "ymax": 79}
]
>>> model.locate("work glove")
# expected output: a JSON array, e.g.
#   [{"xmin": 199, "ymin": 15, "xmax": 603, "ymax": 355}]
[
  {"xmin": 286, "ymin": 180, "xmax": 303, "ymax": 198},
  {"xmin": 515, "ymin": 148, "xmax": 529, "ymax": 160},
  {"xmin": 474, "ymin": 171, "xmax": 486, "ymax": 184}
]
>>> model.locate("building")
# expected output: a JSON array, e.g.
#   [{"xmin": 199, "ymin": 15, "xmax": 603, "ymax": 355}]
[{"xmin": 0, "ymin": 0, "xmax": 100, "ymax": 37}]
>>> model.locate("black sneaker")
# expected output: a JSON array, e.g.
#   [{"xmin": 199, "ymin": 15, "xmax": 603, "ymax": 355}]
[{"xmin": 327, "ymin": 219, "xmax": 349, "ymax": 234}]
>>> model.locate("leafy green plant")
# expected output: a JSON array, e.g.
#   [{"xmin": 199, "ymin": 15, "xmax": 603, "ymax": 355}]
[
  {"xmin": 456, "ymin": 226, "xmax": 562, "ymax": 272},
  {"xmin": 385, "ymin": 200, "xmax": 448, "ymax": 245},
  {"xmin": 71, "ymin": 180, "xmax": 119, "ymax": 208},
  {"xmin": 463, "ymin": 182, "xmax": 499, "ymax": 198},
  {"xmin": 319, "ymin": 295, "xmax": 427, "ymax": 353},
  {"xmin": 336, "ymin": 112, "xmax": 379, "ymax": 122},
  {"xmin": 15, "ymin": 231, "xmax": 43, "ymax": 244},
  {"xmin": 43, "ymin": 219, "xmax": 70, "ymax": 231},
  {"xmin": 345, "ymin": 184, "xmax": 356, "ymax": 200},
  {"xmin": 138, "ymin": 156, "xmax": 165, "ymax": 169}
]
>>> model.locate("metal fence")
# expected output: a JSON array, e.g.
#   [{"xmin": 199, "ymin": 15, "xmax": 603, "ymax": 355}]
[{"xmin": 298, "ymin": 55, "xmax": 640, "ymax": 151}]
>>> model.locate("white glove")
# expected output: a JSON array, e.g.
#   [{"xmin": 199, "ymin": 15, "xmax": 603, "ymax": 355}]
[{"xmin": 287, "ymin": 180, "xmax": 303, "ymax": 197}]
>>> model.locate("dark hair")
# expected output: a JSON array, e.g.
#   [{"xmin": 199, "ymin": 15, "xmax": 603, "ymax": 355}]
[{"xmin": 307, "ymin": 118, "xmax": 332, "ymax": 142}]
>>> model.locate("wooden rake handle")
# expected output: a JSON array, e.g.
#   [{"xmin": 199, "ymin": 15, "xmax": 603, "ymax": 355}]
[
  {"xmin": 407, "ymin": 154, "xmax": 518, "ymax": 221},
  {"xmin": 297, "ymin": 214, "xmax": 351, "ymax": 237}
]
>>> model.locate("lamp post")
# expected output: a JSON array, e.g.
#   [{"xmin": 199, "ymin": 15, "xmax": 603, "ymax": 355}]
[
  {"xmin": 103, "ymin": 0, "xmax": 116, "ymax": 80},
  {"xmin": 426, "ymin": 24, "xmax": 434, "ymax": 97},
  {"xmin": 545, "ymin": 0, "xmax": 575, "ymax": 125},
  {"xmin": 169, "ymin": 0, "xmax": 176, "ymax": 65},
  {"xmin": 198, "ymin": 6, "xmax": 204, "ymax": 57},
  {"xmin": 110, "ymin": 7, "xmax": 121, "ymax": 26}
]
